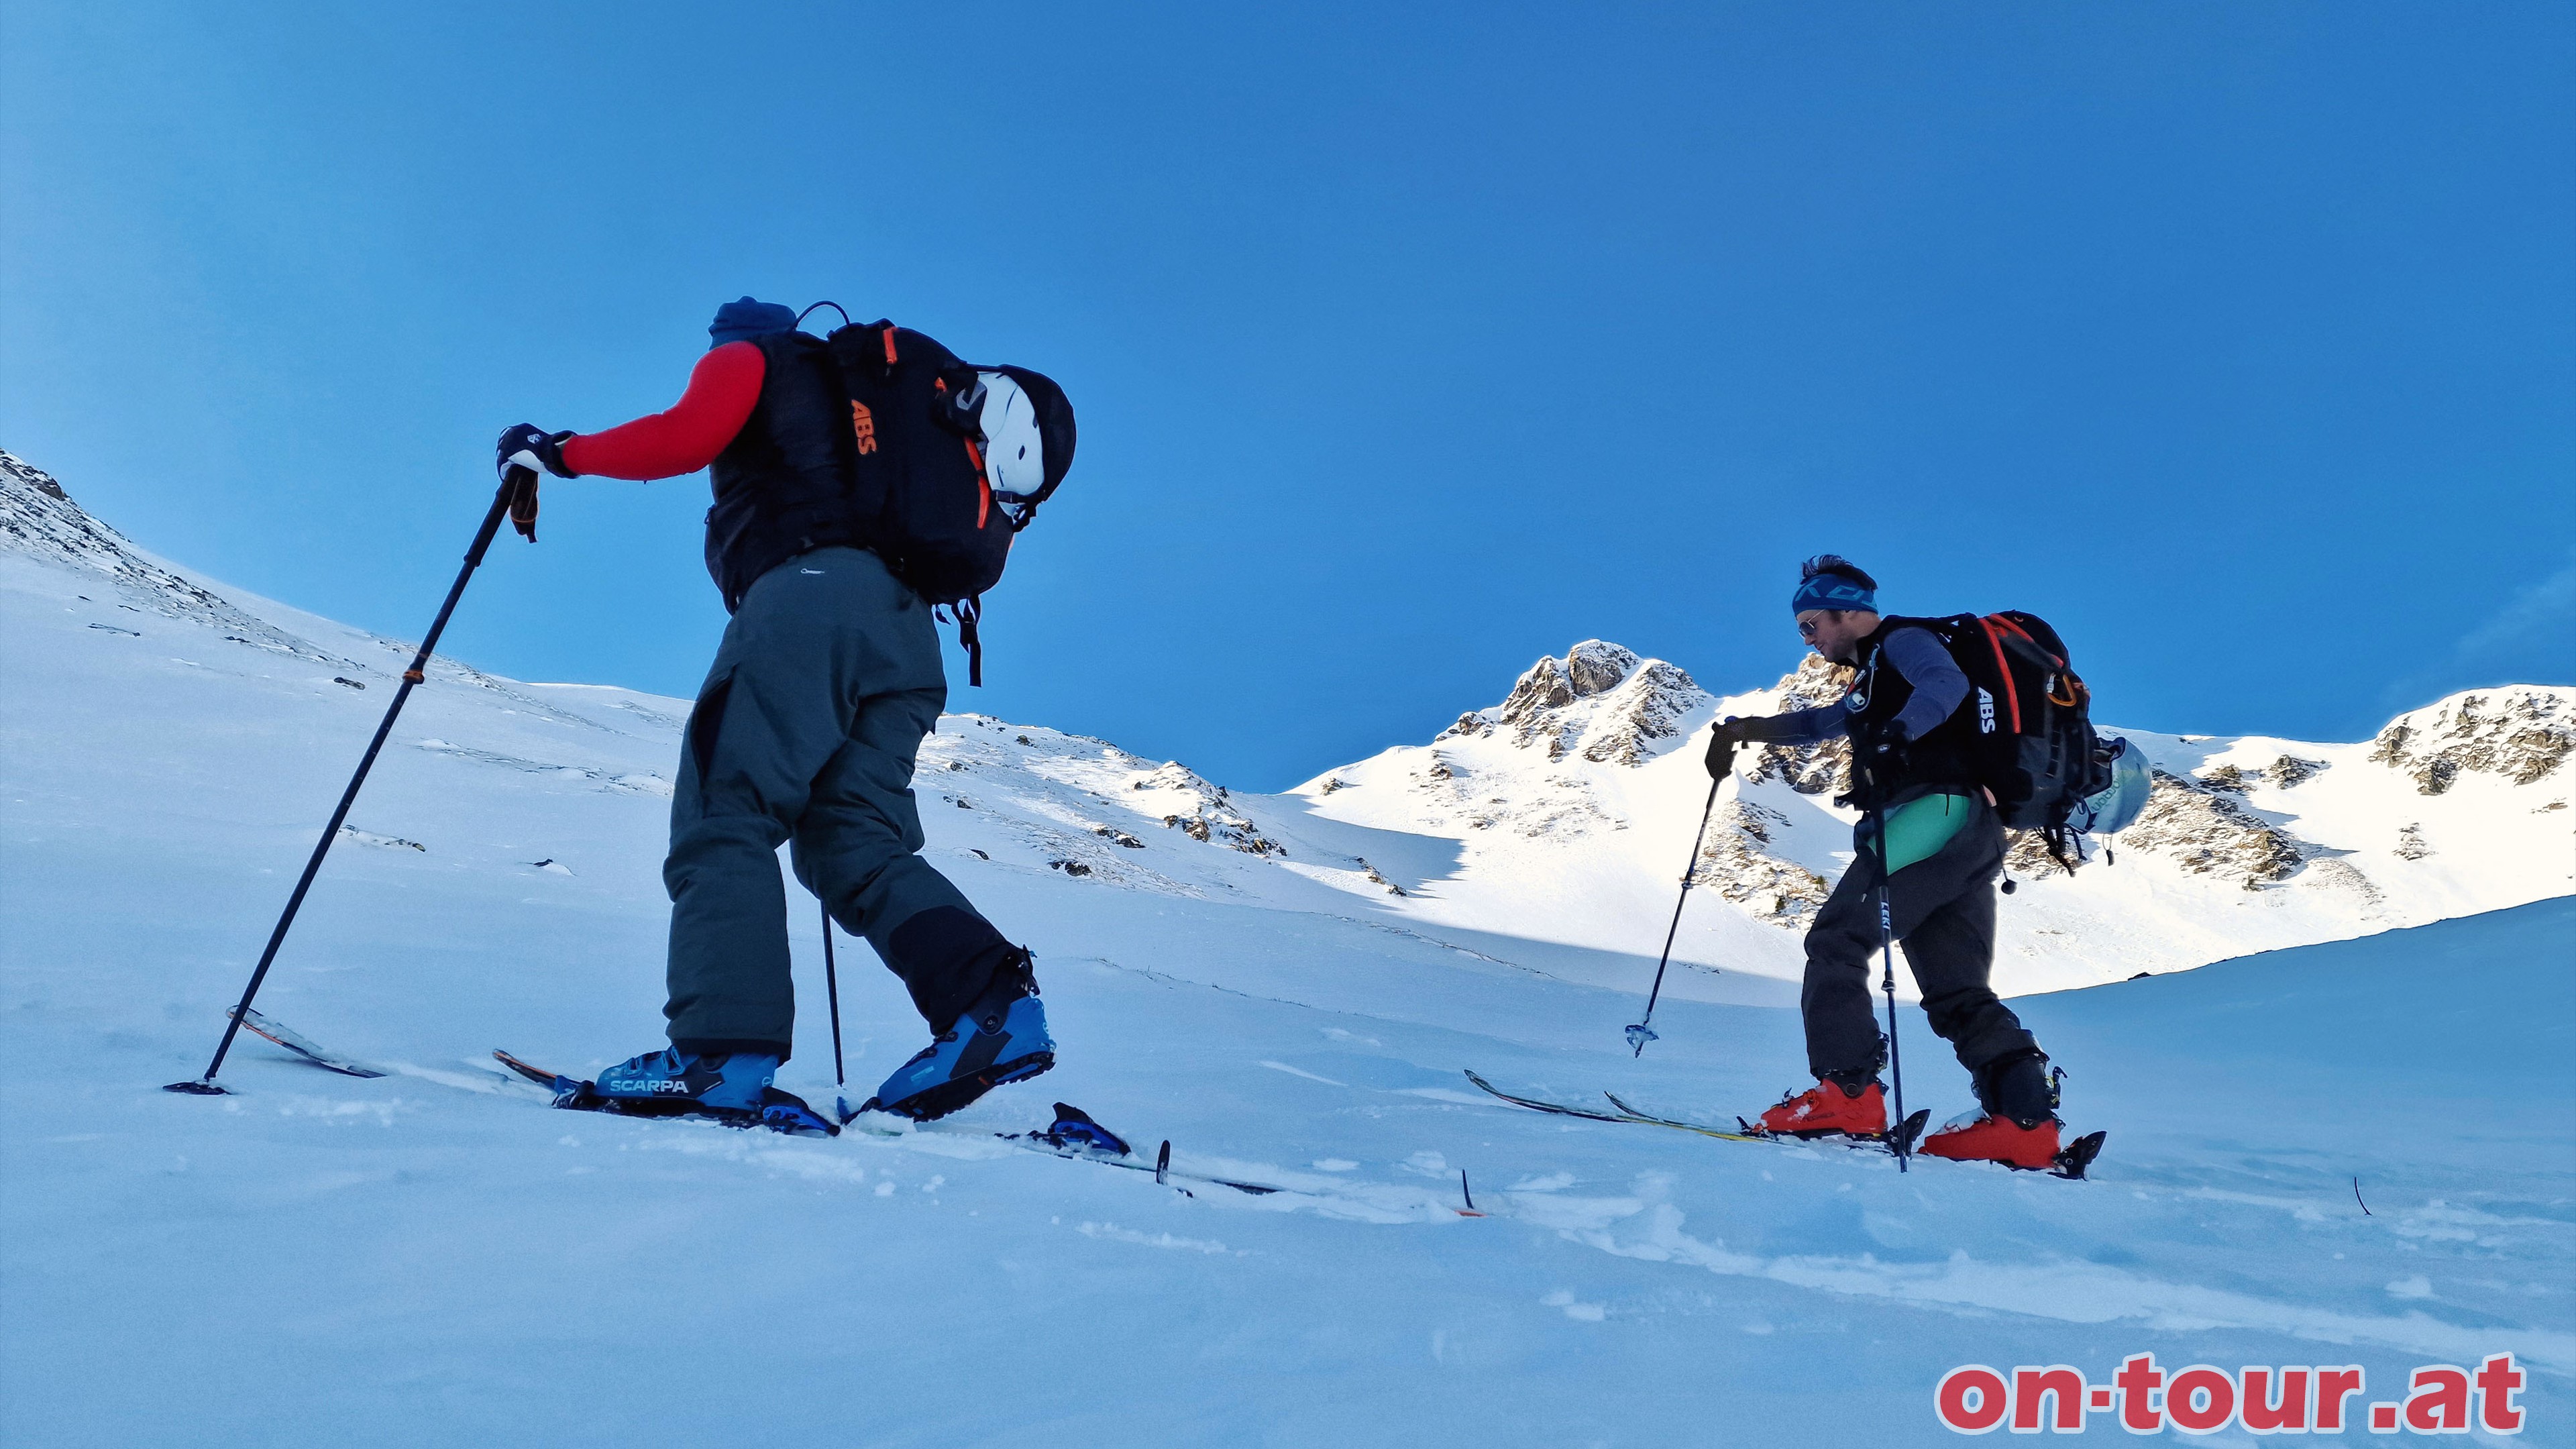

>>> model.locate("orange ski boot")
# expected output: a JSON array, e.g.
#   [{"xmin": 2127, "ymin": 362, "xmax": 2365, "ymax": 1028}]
[
  {"xmin": 1922, "ymin": 1051, "xmax": 2064, "ymax": 1169},
  {"xmin": 1752, "ymin": 1076, "xmax": 1888, "ymax": 1138},
  {"xmin": 1917, "ymin": 1111, "xmax": 2062, "ymax": 1169}
]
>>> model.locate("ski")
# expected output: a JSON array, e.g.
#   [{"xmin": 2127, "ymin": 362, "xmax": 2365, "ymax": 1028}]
[
  {"xmin": 1611, "ymin": 1089, "xmax": 1933, "ymax": 1160},
  {"xmin": 489, "ymin": 1050, "xmax": 839, "ymax": 1137},
  {"xmin": 843, "ymin": 1104, "xmax": 1287, "ymax": 1198},
  {"xmin": 1460, "ymin": 1071, "xmax": 1640, "ymax": 1126},
  {"xmin": 1001, "ymin": 1132, "xmax": 1283, "ymax": 1198},
  {"xmin": 227, "ymin": 1006, "xmax": 385, "ymax": 1078},
  {"xmin": 1464, "ymin": 1069, "xmax": 1929, "ymax": 1167}
]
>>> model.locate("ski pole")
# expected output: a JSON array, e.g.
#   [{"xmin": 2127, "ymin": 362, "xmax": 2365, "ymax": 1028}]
[
  {"xmin": 1864, "ymin": 773, "xmax": 1910, "ymax": 1171},
  {"xmin": 820, "ymin": 901, "xmax": 847, "ymax": 1093},
  {"xmin": 167, "ymin": 470, "xmax": 537, "ymax": 1095},
  {"xmin": 1625, "ymin": 772, "xmax": 1725, "ymax": 1056}
]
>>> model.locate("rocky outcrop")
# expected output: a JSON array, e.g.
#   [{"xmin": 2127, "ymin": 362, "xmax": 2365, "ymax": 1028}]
[
  {"xmin": 1579, "ymin": 661, "xmax": 1706, "ymax": 767},
  {"xmin": 2369, "ymin": 688, "xmax": 2573, "ymax": 794},
  {"xmin": 1694, "ymin": 799, "xmax": 1831, "ymax": 925},
  {"xmin": 1129, "ymin": 762, "xmax": 1284, "ymax": 857},
  {"xmin": 1448, "ymin": 641, "xmax": 1711, "ymax": 767},
  {"xmin": 1739, "ymin": 657, "xmax": 1855, "ymax": 798},
  {"xmin": 2269, "ymin": 755, "xmax": 2327, "ymax": 789},
  {"xmin": 1355, "ymin": 859, "xmax": 1407, "ymax": 896},
  {"xmin": 2198, "ymin": 763, "xmax": 2253, "ymax": 792},
  {"xmin": 1483, "ymin": 646, "xmax": 1617, "ymax": 757},
  {"xmin": 2180, "ymin": 753, "xmax": 2335, "ymax": 794},
  {"xmin": 2114, "ymin": 769, "xmax": 2302, "ymax": 890},
  {"xmin": 1778, "ymin": 653, "xmax": 1857, "ymax": 709}
]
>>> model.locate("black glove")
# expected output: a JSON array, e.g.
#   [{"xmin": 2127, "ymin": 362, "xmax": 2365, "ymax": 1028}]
[
  {"xmin": 1705, "ymin": 716, "xmax": 1746, "ymax": 779},
  {"xmin": 495, "ymin": 424, "xmax": 576, "ymax": 482},
  {"xmin": 1856, "ymin": 718, "xmax": 1912, "ymax": 770}
]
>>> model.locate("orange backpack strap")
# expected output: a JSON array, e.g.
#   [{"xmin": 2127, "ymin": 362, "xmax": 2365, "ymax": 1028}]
[{"xmin": 1974, "ymin": 615, "xmax": 2023, "ymax": 732}]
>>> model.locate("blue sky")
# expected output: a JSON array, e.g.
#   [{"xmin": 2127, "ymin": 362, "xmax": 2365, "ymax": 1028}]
[{"xmin": 6, "ymin": 3, "xmax": 2570, "ymax": 789}]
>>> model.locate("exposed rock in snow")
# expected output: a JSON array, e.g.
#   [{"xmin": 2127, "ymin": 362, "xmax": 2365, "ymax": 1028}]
[
  {"xmin": 2199, "ymin": 762, "xmax": 2253, "ymax": 792},
  {"xmin": 1355, "ymin": 858, "xmax": 1407, "ymax": 896},
  {"xmin": 1446, "ymin": 641, "xmax": 1712, "ymax": 769},
  {"xmin": 1578, "ymin": 660, "xmax": 1707, "ymax": 768},
  {"xmin": 1739, "ymin": 656, "xmax": 1854, "ymax": 797},
  {"xmin": 2369, "ymin": 688, "xmax": 2573, "ymax": 793},
  {"xmin": 2269, "ymin": 755, "xmax": 2327, "ymax": 789},
  {"xmin": 1778, "ymin": 652, "xmax": 1858, "ymax": 709},
  {"xmin": 1130, "ymin": 761, "xmax": 1285, "ymax": 857},
  {"xmin": 1743, "ymin": 737, "xmax": 1849, "ymax": 798},
  {"xmin": 1695, "ymin": 800, "xmax": 1831, "ymax": 924},
  {"xmin": 1, "ymin": 449, "xmax": 346, "ymax": 665},
  {"xmin": 2111, "ymin": 769, "xmax": 2304, "ymax": 890}
]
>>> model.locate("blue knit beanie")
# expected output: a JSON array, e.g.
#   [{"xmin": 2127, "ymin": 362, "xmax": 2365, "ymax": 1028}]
[
  {"xmin": 1790, "ymin": 570, "xmax": 1877, "ymax": 616},
  {"xmin": 708, "ymin": 297, "xmax": 798, "ymax": 347}
]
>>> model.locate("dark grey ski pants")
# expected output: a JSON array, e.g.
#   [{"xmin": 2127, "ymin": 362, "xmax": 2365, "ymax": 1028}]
[
  {"xmin": 662, "ymin": 547, "xmax": 1016, "ymax": 1057},
  {"xmin": 1799, "ymin": 793, "xmax": 2038, "ymax": 1082}
]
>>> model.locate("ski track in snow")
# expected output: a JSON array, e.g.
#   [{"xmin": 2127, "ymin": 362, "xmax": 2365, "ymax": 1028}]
[{"xmin": 4, "ymin": 455, "xmax": 2571, "ymax": 1446}]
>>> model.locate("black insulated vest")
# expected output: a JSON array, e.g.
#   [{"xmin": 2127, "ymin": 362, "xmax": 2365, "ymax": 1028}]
[{"xmin": 704, "ymin": 332, "xmax": 862, "ymax": 612}]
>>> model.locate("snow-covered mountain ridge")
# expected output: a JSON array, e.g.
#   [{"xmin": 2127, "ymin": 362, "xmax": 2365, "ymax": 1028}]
[
  {"xmin": 5, "ymin": 450, "xmax": 2566, "ymax": 1006},
  {"xmin": 1300, "ymin": 638, "xmax": 2571, "ymax": 996}
]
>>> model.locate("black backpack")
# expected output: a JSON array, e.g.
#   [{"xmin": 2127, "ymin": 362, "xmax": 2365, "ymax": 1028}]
[
  {"xmin": 1891, "ymin": 610, "xmax": 2112, "ymax": 837},
  {"xmin": 823, "ymin": 317, "xmax": 1075, "ymax": 685}
]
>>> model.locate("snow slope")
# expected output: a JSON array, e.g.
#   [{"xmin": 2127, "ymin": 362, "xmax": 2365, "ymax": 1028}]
[{"xmin": 4, "ymin": 453, "xmax": 2571, "ymax": 1446}]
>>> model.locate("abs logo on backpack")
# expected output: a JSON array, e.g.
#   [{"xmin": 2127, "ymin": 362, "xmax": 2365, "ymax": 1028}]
[
  {"xmin": 1977, "ymin": 687, "xmax": 1996, "ymax": 735},
  {"xmin": 849, "ymin": 401, "xmax": 878, "ymax": 455}
]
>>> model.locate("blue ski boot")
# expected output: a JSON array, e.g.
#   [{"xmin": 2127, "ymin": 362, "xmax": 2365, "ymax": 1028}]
[
  {"xmin": 585, "ymin": 1048, "xmax": 841, "ymax": 1136},
  {"xmin": 865, "ymin": 951, "xmax": 1055, "ymax": 1122},
  {"xmin": 592, "ymin": 1048, "xmax": 779, "ymax": 1115}
]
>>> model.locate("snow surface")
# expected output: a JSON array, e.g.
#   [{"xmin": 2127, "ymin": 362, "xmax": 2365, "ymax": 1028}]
[{"xmin": 3, "ymin": 458, "xmax": 2571, "ymax": 1445}]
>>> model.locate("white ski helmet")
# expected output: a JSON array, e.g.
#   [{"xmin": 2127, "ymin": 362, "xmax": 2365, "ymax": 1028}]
[{"xmin": 972, "ymin": 370, "xmax": 1047, "ymax": 502}]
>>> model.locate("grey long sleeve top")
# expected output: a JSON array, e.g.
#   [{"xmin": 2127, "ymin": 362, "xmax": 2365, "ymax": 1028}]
[{"xmin": 1734, "ymin": 627, "xmax": 1969, "ymax": 747}]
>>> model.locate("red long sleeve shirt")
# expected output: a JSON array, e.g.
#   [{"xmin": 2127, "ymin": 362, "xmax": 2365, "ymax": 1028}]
[{"xmin": 557, "ymin": 341, "xmax": 767, "ymax": 480}]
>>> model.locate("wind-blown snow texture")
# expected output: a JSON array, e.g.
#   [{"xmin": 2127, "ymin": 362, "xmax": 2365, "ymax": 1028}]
[{"xmin": 3, "ymin": 451, "xmax": 2570, "ymax": 1446}]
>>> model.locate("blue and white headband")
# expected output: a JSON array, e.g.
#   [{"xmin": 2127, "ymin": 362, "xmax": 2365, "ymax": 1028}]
[{"xmin": 1790, "ymin": 573, "xmax": 1877, "ymax": 615}]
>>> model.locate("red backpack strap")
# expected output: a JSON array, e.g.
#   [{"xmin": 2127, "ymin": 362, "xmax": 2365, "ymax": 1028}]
[{"xmin": 1974, "ymin": 615, "xmax": 2023, "ymax": 732}]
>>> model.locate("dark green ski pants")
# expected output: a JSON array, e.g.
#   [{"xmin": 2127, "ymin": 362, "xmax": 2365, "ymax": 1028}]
[
  {"xmin": 1799, "ymin": 790, "xmax": 2039, "ymax": 1083},
  {"xmin": 662, "ymin": 547, "xmax": 1016, "ymax": 1057}
]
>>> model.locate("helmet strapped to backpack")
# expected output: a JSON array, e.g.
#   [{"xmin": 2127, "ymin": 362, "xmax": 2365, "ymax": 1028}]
[
  {"xmin": 825, "ymin": 318, "xmax": 1075, "ymax": 685},
  {"xmin": 936, "ymin": 370, "xmax": 1059, "ymax": 510}
]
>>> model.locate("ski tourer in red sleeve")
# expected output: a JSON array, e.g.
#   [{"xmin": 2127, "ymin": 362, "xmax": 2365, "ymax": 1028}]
[{"xmin": 492, "ymin": 296, "xmax": 1063, "ymax": 1129}]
